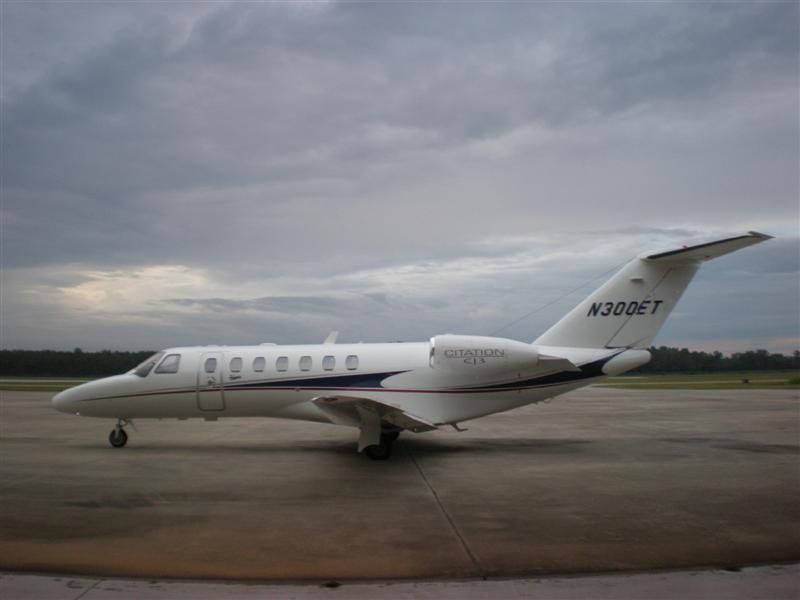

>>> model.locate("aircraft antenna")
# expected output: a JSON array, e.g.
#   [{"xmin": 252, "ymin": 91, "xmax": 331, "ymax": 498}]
[{"xmin": 488, "ymin": 258, "xmax": 630, "ymax": 337}]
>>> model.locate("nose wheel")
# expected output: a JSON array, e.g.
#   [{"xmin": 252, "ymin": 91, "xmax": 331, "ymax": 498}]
[{"xmin": 108, "ymin": 419, "xmax": 130, "ymax": 448}]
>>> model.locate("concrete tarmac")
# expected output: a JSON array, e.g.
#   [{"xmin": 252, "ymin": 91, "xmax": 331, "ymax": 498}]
[
  {"xmin": 3, "ymin": 565, "xmax": 799, "ymax": 600},
  {"xmin": 1, "ymin": 387, "xmax": 798, "ymax": 581}
]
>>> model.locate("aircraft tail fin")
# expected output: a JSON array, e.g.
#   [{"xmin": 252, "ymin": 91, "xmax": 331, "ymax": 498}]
[{"xmin": 533, "ymin": 232, "xmax": 772, "ymax": 349}]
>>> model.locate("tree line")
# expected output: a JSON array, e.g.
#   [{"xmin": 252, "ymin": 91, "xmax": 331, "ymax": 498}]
[
  {"xmin": 0, "ymin": 346, "xmax": 797, "ymax": 377},
  {"xmin": 638, "ymin": 346, "xmax": 798, "ymax": 374},
  {"xmin": 0, "ymin": 349, "xmax": 154, "ymax": 377}
]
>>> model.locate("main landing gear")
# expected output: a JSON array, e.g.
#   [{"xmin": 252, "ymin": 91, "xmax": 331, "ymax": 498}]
[
  {"xmin": 108, "ymin": 419, "xmax": 130, "ymax": 448},
  {"xmin": 364, "ymin": 431, "xmax": 400, "ymax": 461}
]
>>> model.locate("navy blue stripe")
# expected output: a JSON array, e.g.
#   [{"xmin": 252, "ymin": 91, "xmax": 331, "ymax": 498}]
[
  {"xmin": 226, "ymin": 371, "xmax": 407, "ymax": 391},
  {"xmin": 80, "ymin": 356, "xmax": 617, "ymax": 404}
]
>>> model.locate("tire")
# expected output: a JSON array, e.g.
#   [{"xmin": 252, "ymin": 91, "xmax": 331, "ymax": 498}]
[
  {"xmin": 381, "ymin": 431, "xmax": 400, "ymax": 443},
  {"xmin": 109, "ymin": 428, "xmax": 128, "ymax": 448},
  {"xmin": 364, "ymin": 442, "xmax": 392, "ymax": 460}
]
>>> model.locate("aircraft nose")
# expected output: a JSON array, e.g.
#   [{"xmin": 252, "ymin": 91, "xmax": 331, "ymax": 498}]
[{"xmin": 52, "ymin": 386, "xmax": 80, "ymax": 414}]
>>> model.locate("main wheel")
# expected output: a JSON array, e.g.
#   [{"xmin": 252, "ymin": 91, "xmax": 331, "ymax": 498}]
[
  {"xmin": 109, "ymin": 428, "xmax": 128, "ymax": 448},
  {"xmin": 364, "ymin": 441, "xmax": 392, "ymax": 460},
  {"xmin": 381, "ymin": 431, "xmax": 400, "ymax": 443}
]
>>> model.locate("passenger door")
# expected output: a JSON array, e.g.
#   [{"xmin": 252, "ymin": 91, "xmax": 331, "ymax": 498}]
[{"xmin": 197, "ymin": 352, "xmax": 225, "ymax": 411}]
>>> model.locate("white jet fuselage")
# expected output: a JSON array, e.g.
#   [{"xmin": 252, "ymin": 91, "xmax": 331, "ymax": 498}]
[{"xmin": 53, "ymin": 341, "xmax": 642, "ymax": 426}]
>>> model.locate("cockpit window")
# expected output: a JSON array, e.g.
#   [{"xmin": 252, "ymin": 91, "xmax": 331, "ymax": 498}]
[
  {"xmin": 133, "ymin": 352, "xmax": 165, "ymax": 377},
  {"xmin": 155, "ymin": 353, "xmax": 181, "ymax": 374}
]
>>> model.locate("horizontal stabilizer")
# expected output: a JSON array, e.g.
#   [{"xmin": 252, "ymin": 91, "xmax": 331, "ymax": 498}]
[{"xmin": 645, "ymin": 231, "xmax": 772, "ymax": 263}]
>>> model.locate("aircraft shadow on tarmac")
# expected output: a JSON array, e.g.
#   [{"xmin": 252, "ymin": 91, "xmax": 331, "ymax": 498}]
[
  {"xmin": 68, "ymin": 436, "xmax": 596, "ymax": 457},
  {"xmin": 400, "ymin": 437, "xmax": 594, "ymax": 456}
]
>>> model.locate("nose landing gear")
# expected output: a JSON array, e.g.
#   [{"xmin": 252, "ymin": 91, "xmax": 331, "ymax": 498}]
[{"xmin": 108, "ymin": 419, "xmax": 131, "ymax": 448}]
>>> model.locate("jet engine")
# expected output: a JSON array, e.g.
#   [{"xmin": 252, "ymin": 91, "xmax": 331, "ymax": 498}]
[{"xmin": 429, "ymin": 334, "xmax": 541, "ymax": 375}]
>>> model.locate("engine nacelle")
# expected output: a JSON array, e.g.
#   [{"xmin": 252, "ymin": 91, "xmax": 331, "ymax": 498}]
[{"xmin": 429, "ymin": 334, "xmax": 540, "ymax": 374}]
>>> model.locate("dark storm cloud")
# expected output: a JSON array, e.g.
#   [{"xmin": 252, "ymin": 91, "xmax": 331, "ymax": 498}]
[
  {"xmin": 587, "ymin": 3, "xmax": 798, "ymax": 109},
  {"xmin": 1, "ymin": 2, "xmax": 797, "ymax": 350}
]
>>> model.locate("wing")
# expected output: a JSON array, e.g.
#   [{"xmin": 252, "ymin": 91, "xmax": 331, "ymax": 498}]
[
  {"xmin": 312, "ymin": 395, "xmax": 437, "ymax": 432},
  {"xmin": 312, "ymin": 395, "xmax": 437, "ymax": 451}
]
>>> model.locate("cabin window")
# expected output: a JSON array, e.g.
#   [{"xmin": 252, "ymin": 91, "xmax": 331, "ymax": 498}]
[
  {"xmin": 346, "ymin": 355, "xmax": 359, "ymax": 370},
  {"xmin": 299, "ymin": 355, "xmax": 312, "ymax": 371},
  {"xmin": 229, "ymin": 357, "xmax": 243, "ymax": 373},
  {"xmin": 253, "ymin": 357, "xmax": 266, "ymax": 372},
  {"xmin": 133, "ymin": 352, "xmax": 165, "ymax": 377},
  {"xmin": 322, "ymin": 355, "xmax": 335, "ymax": 371},
  {"xmin": 276, "ymin": 356, "xmax": 289, "ymax": 372},
  {"xmin": 204, "ymin": 357, "xmax": 217, "ymax": 373},
  {"xmin": 155, "ymin": 353, "xmax": 181, "ymax": 374}
]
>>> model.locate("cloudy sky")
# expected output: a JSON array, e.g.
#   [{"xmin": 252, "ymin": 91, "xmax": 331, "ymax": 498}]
[{"xmin": 2, "ymin": 1, "xmax": 798, "ymax": 353}]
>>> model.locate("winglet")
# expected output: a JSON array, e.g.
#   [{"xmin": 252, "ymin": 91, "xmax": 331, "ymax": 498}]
[{"xmin": 323, "ymin": 330, "xmax": 339, "ymax": 344}]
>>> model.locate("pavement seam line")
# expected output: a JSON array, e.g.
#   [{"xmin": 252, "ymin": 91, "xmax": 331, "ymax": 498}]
[
  {"xmin": 404, "ymin": 443, "xmax": 485, "ymax": 579},
  {"xmin": 71, "ymin": 577, "xmax": 102, "ymax": 600}
]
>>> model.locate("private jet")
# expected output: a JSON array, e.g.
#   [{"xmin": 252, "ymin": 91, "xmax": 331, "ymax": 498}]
[{"xmin": 53, "ymin": 232, "xmax": 772, "ymax": 459}]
